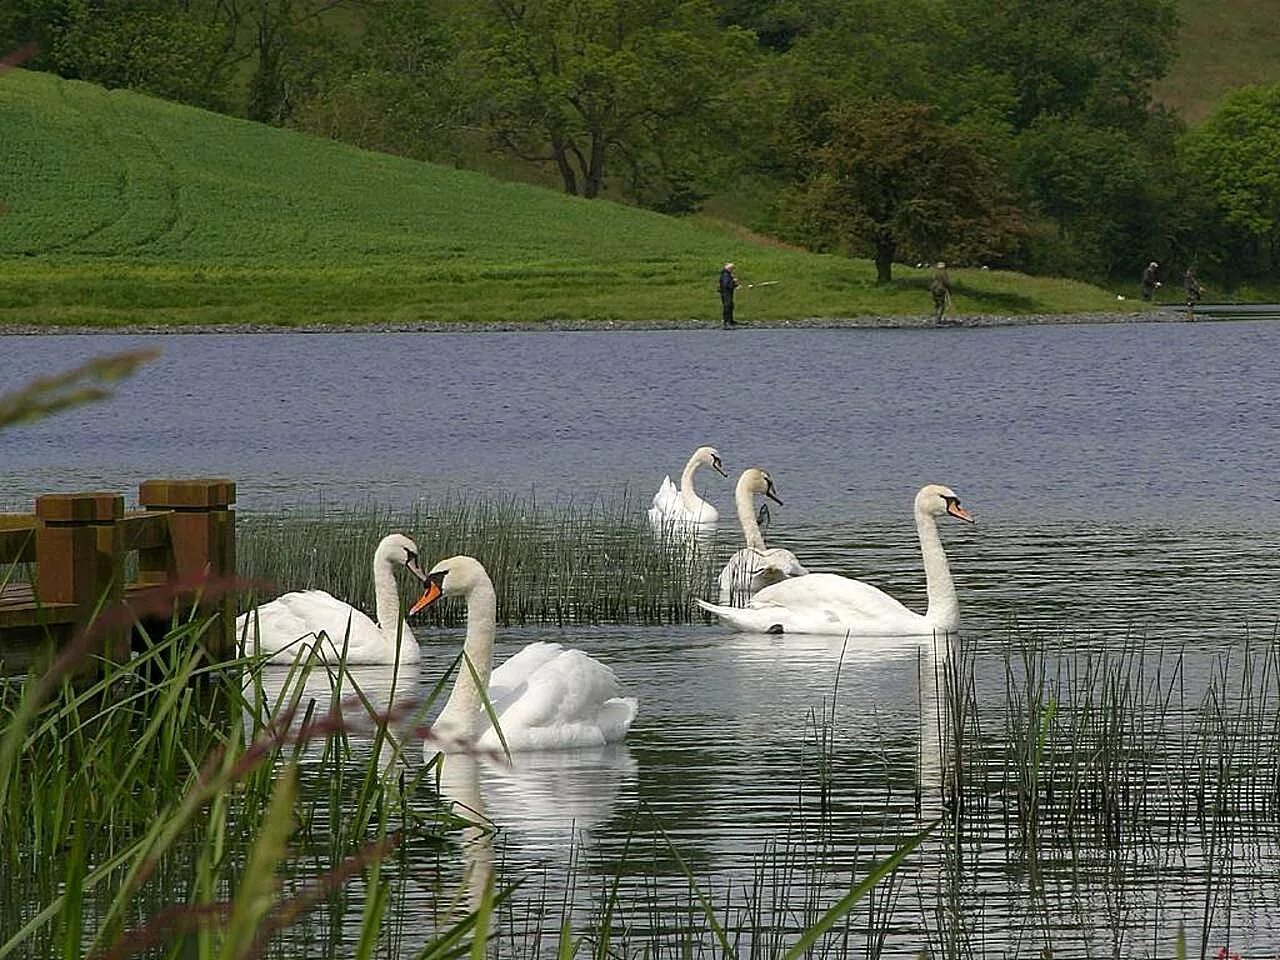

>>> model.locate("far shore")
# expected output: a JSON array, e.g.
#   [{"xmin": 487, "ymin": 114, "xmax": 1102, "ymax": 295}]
[{"xmin": 0, "ymin": 309, "xmax": 1195, "ymax": 335}]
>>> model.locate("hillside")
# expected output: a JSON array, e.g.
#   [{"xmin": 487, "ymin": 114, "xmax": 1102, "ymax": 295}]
[
  {"xmin": 1156, "ymin": 0, "xmax": 1280, "ymax": 123},
  {"xmin": 0, "ymin": 69, "xmax": 1123, "ymax": 329}
]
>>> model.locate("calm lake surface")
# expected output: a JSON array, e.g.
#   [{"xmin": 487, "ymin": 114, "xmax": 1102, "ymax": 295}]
[{"xmin": 5, "ymin": 323, "xmax": 1280, "ymax": 956}]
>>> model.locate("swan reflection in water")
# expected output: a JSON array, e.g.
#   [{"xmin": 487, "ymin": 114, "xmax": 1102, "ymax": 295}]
[
  {"xmin": 428, "ymin": 744, "xmax": 638, "ymax": 923},
  {"xmin": 432, "ymin": 744, "xmax": 638, "ymax": 857},
  {"xmin": 719, "ymin": 629, "xmax": 955, "ymax": 814},
  {"xmin": 241, "ymin": 658, "xmax": 420, "ymax": 774}
]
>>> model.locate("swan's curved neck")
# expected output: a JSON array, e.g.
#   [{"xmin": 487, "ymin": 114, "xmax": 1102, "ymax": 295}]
[
  {"xmin": 915, "ymin": 507, "xmax": 958, "ymax": 628},
  {"xmin": 735, "ymin": 481, "xmax": 766, "ymax": 550},
  {"xmin": 678, "ymin": 454, "xmax": 704, "ymax": 512},
  {"xmin": 436, "ymin": 575, "xmax": 497, "ymax": 743},
  {"xmin": 373, "ymin": 554, "xmax": 414, "ymax": 648}
]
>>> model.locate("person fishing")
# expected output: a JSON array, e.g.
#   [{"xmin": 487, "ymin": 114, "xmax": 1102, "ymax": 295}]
[
  {"xmin": 1184, "ymin": 266, "xmax": 1204, "ymax": 311},
  {"xmin": 1140, "ymin": 261, "xmax": 1161, "ymax": 301},
  {"xmin": 718, "ymin": 262, "xmax": 740, "ymax": 328},
  {"xmin": 929, "ymin": 262, "xmax": 952, "ymax": 324}
]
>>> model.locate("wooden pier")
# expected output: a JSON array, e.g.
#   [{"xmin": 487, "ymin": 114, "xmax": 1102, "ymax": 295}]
[{"xmin": 0, "ymin": 479, "xmax": 236, "ymax": 672}]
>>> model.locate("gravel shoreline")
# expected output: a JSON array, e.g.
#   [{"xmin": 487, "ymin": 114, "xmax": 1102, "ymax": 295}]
[{"xmin": 0, "ymin": 310, "xmax": 1188, "ymax": 335}]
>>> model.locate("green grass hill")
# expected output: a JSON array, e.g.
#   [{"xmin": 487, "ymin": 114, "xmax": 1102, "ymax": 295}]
[
  {"xmin": 0, "ymin": 69, "xmax": 1122, "ymax": 329},
  {"xmin": 1157, "ymin": 0, "xmax": 1280, "ymax": 123}
]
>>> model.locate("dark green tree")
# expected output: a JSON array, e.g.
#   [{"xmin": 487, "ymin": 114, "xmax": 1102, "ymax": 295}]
[
  {"xmin": 288, "ymin": 0, "xmax": 462, "ymax": 159},
  {"xmin": 951, "ymin": 0, "xmax": 1179, "ymax": 130},
  {"xmin": 787, "ymin": 100, "xmax": 1023, "ymax": 282},
  {"xmin": 462, "ymin": 0, "xmax": 754, "ymax": 207},
  {"xmin": 2, "ymin": 0, "xmax": 235, "ymax": 109}
]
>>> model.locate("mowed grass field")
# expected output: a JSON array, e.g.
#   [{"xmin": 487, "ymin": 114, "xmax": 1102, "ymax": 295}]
[{"xmin": 0, "ymin": 69, "xmax": 1123, "ymax": 329}]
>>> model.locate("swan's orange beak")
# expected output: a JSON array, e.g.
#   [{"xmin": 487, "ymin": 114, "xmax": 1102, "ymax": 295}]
[
  {"xmin": 947, "ymin": 502, "xmax": 975, "ymax": 523},
  {"xmin": 409, "ymin": 580, "xmax": 442, "ymax": 615}
]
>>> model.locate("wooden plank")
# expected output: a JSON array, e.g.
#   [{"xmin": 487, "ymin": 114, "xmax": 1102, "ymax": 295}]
[
  {"xmin": 138, "ymin": 479, "xmax": 235, "ymax": 510},
  {"xmin": 0, "ymin": 581, "xmax": 79, "ymax": 628},
  {"xmin": 0, "ymin": 526, "xmax": 37, "ymax": 564},
  {"xmin": 118, "ymin": 512, "xmax": 172, "ymax": 552},
  {"xmin": 35, "ymin": 493, "xmax": 123, "ymax": 524}
]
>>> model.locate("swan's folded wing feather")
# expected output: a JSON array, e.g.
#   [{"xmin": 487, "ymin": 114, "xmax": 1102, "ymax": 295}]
[
  {"xmin": 700, "ymin": 573, "xmax": 921, "ymax": 635},
  {"xmin": 486, "ymin": 649, "xmax": 636, "ymax": 750},
  {"xmin": 718, "ymin": 548, "xmax": 809, "ymax": 604},
  {"xmin": 237, "ymin": 590, "xmax": 386, "ymax": 661},
  {"xmin": 762, "ymin": 548, "xmax": 809, "ymax": 577},
  {"xmin": 649, "ymin": 476, "xmax": 680, "ymax": 513}
]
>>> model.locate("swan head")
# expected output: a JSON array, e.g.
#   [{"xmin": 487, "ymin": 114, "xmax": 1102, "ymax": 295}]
[
  {"xmin": 694, "ymin": 446, "xmax": 729, "ymax": 478},
  {"xmin": 375, "ymin": 533, "xmax": 428, "ymax": 582},
  {"xmin": 740, "ymin": 468, "xmax": 784, "ymax": 506},
  {"xmin": 409, "ymin": 555, "xmax": 488, "ymax": 614},
  {"xmin": 915, "ymin": 484, "xmax": 974, "ymax": 523}
]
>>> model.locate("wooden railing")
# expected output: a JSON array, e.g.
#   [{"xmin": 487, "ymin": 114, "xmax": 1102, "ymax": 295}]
[{"xmin": 0, "ymin": 479, "xmax": 236, "ymax": 671}]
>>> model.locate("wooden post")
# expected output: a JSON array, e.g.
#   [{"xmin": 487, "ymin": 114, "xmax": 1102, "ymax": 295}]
[
  {"xmin": 34, "ymin": 492, "xmax": 128, "ymax": 664},
  {"xmin": 138, "ymin": 479, "xmax": 237, "ymax": 659}
]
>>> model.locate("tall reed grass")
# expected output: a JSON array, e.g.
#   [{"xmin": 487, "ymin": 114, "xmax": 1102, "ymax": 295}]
[
  {"xmin": 237, "ymin": 495, "xmax": 721, "ymax": 627},
  {"xmin": 0, "ymin": 602, "xmax": 476, "ymax": 959}
]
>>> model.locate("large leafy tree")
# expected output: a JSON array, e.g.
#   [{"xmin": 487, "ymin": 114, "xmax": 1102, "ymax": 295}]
[
  {"xmin": 463, "ymin": 0, "xmax": 753, "ymax": 207},
  {"xmin": 787, "ymin": 100, "xmax": 1023, "ymax": 282},
  {"xmin": 1182, "ymin": 82, "xmax": 1280, "ymax": 279}
]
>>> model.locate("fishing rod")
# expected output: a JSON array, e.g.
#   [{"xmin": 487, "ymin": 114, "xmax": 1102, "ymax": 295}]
[{"xmin": 744, "ymin": 280, "xmax": 780, "ymax": 289}]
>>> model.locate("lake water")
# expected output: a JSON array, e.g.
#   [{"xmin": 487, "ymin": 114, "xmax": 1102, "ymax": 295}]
[{"xmin": 4, "ymin": 323, "xmax": 1280, "ymax": 956}]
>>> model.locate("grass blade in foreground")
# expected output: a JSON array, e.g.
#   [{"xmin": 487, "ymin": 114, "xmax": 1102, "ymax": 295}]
[{"xmin": 782, "ymin": 820, "xmax": 938, "ymax": 960}]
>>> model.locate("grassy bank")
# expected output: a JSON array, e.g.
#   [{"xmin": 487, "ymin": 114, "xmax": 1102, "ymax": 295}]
[
  {"xmin": 0, "ymin": 69, "xmax": 1124, "ymax": 329},
  {"xmin": 1157, "ymin": 0, "xmax": 1280, "ymax": 123}
]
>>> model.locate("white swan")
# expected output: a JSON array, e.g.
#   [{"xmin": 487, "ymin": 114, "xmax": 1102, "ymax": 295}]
[
  {"xmin": 696, "ymin": 484, "xmax": 974, "ymax": 636},
  {"xmin": 717, "ymin": 468, "xmax": 809, "ymax": 605},
  {"xmin": 236, "ymin": 533, "xmax": 425, "ymax": 666},
  {"xmin": 647, "ymin": 445, "xmax": 728, "ymax": 534},
  {"xmin": 411, "ymin": 555, "xmax": 637, "ymax": 752}
]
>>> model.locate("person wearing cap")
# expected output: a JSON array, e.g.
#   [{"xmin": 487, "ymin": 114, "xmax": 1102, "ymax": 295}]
[
  {"xmin": 718, "ymin": 262, "xmax": 740, "ymax": 327},
  {"xmin": 1140, "ymin": 261, "xmax": 1161, "ymax": 301}
]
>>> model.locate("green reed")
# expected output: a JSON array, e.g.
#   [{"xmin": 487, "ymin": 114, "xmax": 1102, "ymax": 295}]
[
  {"xmin": 0, "ymin": 611, "xmax": 472, "ymax": 960},
  {"xmin": 938, "ymin": 628, "xmax": 1280, "ymax": 863},
  {"xmin": 236, "ymin": 495, "xmax": 722, "ymax": 627}
]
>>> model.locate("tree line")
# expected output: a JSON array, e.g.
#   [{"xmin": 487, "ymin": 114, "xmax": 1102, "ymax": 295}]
[{"xmin": 4, "ymin": 0, "xmax": 1277, "ymax": 288}]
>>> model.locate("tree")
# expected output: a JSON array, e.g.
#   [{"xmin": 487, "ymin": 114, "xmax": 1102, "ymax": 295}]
[
  {"xmin": 787, "ymin": 100, "xmax": 1023, "ymax": 282},
  {"xmin": 462, "ymin": 0, "xmax": 753, "ymax": 207},
  {"xmin": 3, "ymin": 0, "xmax": 235, "ymax": 110},
  {"xmin": 1014, "ymin": 117, "xmax": 1154, "ymax": 277},
  {"xmin": 287, "ymin": 0, "xmax": 464, "ymax": 159},
  {"xmin": 949, "ymin": 0, "xmax": 1179, "ymax": 131},
  {"xmin": 1182, "ymin": 82, "xmax": 1280, "ymax": 279}
]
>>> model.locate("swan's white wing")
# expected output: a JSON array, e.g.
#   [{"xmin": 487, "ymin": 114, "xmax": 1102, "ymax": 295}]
[
  {"xmin": 760, "ymin": 548, "xmax": 809, "ymax": 578},
  {"xmin": 718, "ymin": 548, "xmax": 810, "ymax": 604},
  {"xmin": 237, "ymin": 590, "xmax": 413, "ymax": 664},
  {"xmin": 649, "ymin": 476, "xmax": 718, "ymax": 532},
  {"xmin": 698, "ymin": 573, "xmax": 925, "ymax": 636},
  {"xmin": 649, "ymin": 475, "xmax": 681, "ymax": 514},
  {"xmin": 489, "ymin": 641, "xmax": 565, "ymax": 696},
  {"xmin": 480, "ymin": 647, "xmax": 638, "ymax": 751}
]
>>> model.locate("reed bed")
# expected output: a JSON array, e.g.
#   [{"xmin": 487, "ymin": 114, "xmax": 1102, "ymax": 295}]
[
  {"xmin": 0, "ymin": 609, "xmax": 474, "ymax": 960},
  {"xmin": 935, "ymin": 629, "xmax": 1280, "ymax": 865},
  {"xmin": 237, "ymin": 495, "xmax": 722, "ymax": 627}
]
